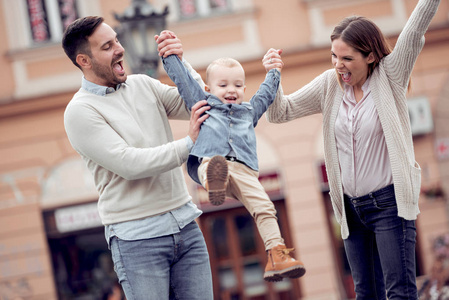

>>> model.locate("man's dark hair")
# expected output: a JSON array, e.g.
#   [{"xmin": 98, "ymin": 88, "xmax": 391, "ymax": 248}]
[{"xmin": 62, "ymin": 16, "xmax": 104, "ymax": 69}]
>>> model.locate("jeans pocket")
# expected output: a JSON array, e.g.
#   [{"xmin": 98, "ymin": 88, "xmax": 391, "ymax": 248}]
[
  {"xmin": 110, "ymin": 237, "xmax": 127, "ymax": 284},
  {"xmin": 374, "ymin": 196, "xmax": 397, "ymax": 209}
]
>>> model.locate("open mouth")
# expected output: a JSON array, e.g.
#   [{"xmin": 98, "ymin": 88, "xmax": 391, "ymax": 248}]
[
  {"xmin": 225, "ymin": 96, "xmax": 237, "ymax": 103},
  {"xmin": 113, "ymin": 59, "xmax": 125, "ymax": 75},
  {"xmin": 340, "ymin": 72, "xmax": 351, "ymax": 82}
]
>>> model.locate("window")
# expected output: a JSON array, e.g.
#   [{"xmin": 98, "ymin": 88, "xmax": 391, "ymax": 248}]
[
  {"xmin": 27, "ymin": 0, "xmax": 51, "ymax": 42},
  {"xmin": 209, "ymin": 0, "xmax": 228, "ymax": 11},
  {"xmin": 200, "ymin": 204, "xmax": 302, "ymax": 299},
  {"xmin": 58, "ymin": 0, "xmax": 78, "ymax": 31},
  {"xmin": 26, "ymin": 0, "xmax": 78, "ymax": 44},
  {"xmin": 177, "ymin": 0, "xmax": 230, "ymax": 19},
  {"xmin": 178, "ymin": 0, "xmax": 197, "ymax": 18}
]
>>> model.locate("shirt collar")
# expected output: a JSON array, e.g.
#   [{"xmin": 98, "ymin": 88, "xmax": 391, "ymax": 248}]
[
  {"xmin": 82, "ymin": 77, "xmax": 123, "ymax": 96},
  {"xmin": 343, "ymin": 76, "xmax": 372, "ymax": 105}
]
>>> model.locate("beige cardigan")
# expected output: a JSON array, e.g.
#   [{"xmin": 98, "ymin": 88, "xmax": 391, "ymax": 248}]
[{"xmin": 266, "ymin": 0, "xmax": 440, "ymax": 239}]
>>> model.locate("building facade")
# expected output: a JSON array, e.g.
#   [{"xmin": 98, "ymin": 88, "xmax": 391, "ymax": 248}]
[{"xmin": 1, "ymin": 0, "xmax": 449, "ymax": 299}]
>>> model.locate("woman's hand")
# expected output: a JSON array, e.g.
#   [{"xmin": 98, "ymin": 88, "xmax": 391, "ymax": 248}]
[{"xmin": 263, "ymin": 48, "xmax": 284, "ymax": 72}]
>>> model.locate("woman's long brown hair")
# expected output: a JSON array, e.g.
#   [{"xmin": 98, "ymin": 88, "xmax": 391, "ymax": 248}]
[{"xmin": 330, "ymin": 16, "xmax": 411, "ymax": 89}]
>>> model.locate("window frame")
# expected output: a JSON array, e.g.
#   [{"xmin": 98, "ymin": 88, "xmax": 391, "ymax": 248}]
[
  {"xmin": 25, "ymin": 0, "xmax": 79, "ymax": 45},
  {"xmin": 175, "ymin": 0, "xmax": 232, "ymax": 21}
]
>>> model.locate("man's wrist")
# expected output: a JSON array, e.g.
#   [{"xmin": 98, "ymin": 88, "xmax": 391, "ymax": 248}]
[{"xmin": 185, "ymin": 136, "xmax": 194, "ymax": 151}]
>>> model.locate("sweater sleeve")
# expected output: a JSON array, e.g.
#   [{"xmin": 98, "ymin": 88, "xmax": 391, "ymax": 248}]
[
  {"xmin": 148, "ymin": 74, "xmax": 191, "ymax": 120},
  {"xmin": 385, "ymin": 0, "xmax": 440, "ymax": 88},
  {"xmin": 64, "ymin": 98, "xmax": 190, "ymax": 181},
  {"xmin": 266, "ymin": 70, "xmax": 327, "ymax": 123},
  {"xmin": 162, "ymin": 55, "xmax": 208, "ymax": 110}
]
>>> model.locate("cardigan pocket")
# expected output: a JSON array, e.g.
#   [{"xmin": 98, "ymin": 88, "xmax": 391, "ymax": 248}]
[{"xmin": 409, "ymin": 161, "xmax": 421, "ymax": 205}]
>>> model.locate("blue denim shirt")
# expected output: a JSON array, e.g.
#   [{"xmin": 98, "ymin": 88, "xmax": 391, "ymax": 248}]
[
  {"xmin": 162, "ymin": 55, "xmax": 280, "ymax": 184},
  {"xmin": 81, "ymin": 77, "xmax": 201, "ymax": 247}
]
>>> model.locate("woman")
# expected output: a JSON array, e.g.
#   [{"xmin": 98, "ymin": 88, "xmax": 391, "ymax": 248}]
[{"xmin": 263, "ymin": 0, "xmax": 441, "ymax": 299}]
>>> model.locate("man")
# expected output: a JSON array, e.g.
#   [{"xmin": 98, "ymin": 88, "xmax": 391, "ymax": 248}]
[{"xmin": 62, "ymin": 16, "xmax": 212, "ymax": 299}]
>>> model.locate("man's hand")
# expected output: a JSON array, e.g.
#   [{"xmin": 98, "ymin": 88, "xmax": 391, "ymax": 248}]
[
  {"xmin": 155, "ymin": 30, "xmax": 183, "ymax": 59},
  {"xmin": 263, "ymin": 48, "xmax": 283, "ymax": 73},
  {"xmin": 188, "ymin": 100, "xmax": 210, "ymax": 143}
]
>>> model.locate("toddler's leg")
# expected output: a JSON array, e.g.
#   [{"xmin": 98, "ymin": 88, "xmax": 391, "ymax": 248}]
[
  {"xmin": 202, "ymin": 156, "xmax": 229, "ymax": 206},
  {"xmin": 227, "ymin": 162, "xmax": 306, "ymax": 282}
]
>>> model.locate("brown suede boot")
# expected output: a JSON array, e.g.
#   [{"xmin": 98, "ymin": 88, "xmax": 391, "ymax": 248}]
[
  {"xmin": 264, "ymin": 244, "xmax": 306, "ymax": 282},
  {"xmin": 206, "ymin": 155, "xmax": 228, "ymax": 206}
]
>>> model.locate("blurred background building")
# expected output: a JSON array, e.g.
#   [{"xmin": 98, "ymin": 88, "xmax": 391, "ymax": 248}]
[{"xmin": 1, "ymin": 0, "xmax": 449, "ymax": 299}]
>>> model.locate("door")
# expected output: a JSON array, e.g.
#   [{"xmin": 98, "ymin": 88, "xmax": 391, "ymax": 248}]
[{"xmin": 200, "ymin": 202, "xmax": 301, "ymax": 300}]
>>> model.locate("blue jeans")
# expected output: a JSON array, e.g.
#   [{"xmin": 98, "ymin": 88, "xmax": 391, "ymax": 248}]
[
  {"xmin": 110, "ymin": 221, "xmax": 213, "ymax": 300},
  {"xmin": 343, "ymin": 184, "xmax": 418, "ymax": 300}
]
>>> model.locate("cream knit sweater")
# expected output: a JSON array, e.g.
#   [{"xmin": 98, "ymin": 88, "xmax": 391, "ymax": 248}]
[
  {"xmin": 65, "ymin": 74, "xmax": 192, "ymax": 225},
  {"xmin": 266, "ymin": 0, "xmax": 440, "ymax": 239}
]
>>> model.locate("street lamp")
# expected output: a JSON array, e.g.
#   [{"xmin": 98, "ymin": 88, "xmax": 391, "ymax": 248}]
[{"xmin": 115, "ymin": 0, "xmax": 169, "ymax": 78}]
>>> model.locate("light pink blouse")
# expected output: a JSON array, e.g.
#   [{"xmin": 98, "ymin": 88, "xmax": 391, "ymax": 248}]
[{"xmin": 335, "ymin": 77, "xmax": 393, "ymax": 197}]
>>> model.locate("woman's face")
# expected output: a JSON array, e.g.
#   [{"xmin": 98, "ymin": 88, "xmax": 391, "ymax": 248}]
[{"xmin": 331, "ymin": 38, "xmax": 374, "ymax": 89}]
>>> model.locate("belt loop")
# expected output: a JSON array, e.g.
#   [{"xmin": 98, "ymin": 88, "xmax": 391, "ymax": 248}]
[{"xmin": 369, "ymin": 192, "xmax": 377, "ymax": 206}]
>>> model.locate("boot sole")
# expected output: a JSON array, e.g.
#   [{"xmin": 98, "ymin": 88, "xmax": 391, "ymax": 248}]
[
  {"xmin": 207, "ymin": 156, "xmax": 228, "ymax": 206},
  {"xmin": 263, "ymin": 273, "xmax": 283, "ymax": 282},
  {"xmin": 263, "ymin": 265, "xmax": 306, "ymax": 282},
  {"xmin": 281, "ymin": 265, "xmax": 306, "ymax": 279}
]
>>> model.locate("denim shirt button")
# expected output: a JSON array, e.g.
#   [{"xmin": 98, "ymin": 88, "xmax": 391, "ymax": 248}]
[
  {"xmin": 229, "ymin": 139, "xmax": 233, "ymax": 143},
  {"xmin": 353, "ymin": 200, "xmax": 357, "ymax": 204}
]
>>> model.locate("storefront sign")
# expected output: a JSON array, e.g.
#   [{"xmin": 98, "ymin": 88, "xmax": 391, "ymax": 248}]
[
  {"xmin": 436, "ymin": 138, "xmax": 449, "ymax": 161},
  {"xmin": 54, "ymin": 202, "xmax": 101, "ymax": 233}
]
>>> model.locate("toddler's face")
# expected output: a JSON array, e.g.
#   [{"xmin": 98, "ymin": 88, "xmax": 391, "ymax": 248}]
[{"xmin": 206, "ymin": 65, "xmax": 246, "ymax": 104}]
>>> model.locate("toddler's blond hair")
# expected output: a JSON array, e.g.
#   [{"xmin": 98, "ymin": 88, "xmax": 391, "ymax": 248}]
[{"xmin": 206, "ymin": 57, "xmax": 244, "ymax": 84}]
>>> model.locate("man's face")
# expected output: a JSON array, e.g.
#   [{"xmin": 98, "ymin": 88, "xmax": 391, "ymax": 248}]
[{"xmin": 87, "ymin": 23, "xmax": 126, "ymax": 87}]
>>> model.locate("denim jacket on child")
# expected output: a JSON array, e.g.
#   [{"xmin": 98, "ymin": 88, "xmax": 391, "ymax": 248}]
[{"xmin": 162, "ymin": 55, "xmax": 280, "ymax": 184}]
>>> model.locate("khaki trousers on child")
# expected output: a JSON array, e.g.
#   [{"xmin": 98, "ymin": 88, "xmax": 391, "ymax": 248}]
[{"xmin": 198, "ymin": 157, "xmax": 284, "ymax": 250}]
